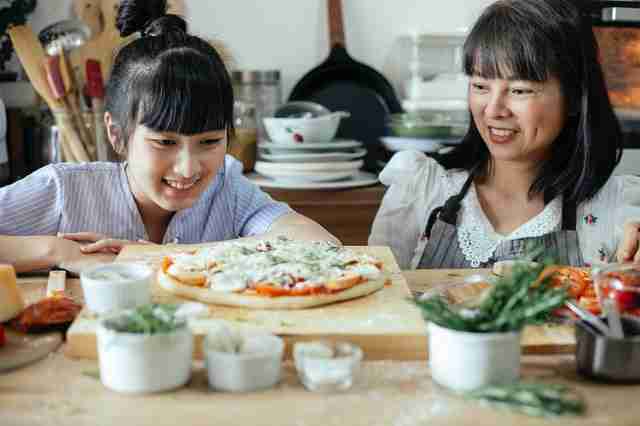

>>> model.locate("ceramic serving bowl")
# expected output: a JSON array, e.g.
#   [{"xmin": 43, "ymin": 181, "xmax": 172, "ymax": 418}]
[
  {"xmin": 428, "ymin": 322, "xmax": 521, "ymax": 392},
  {"xmin": 80, "ymin": 263, "xmax": 152, "ymax": 315},
  {"xmin": 204, "ymin": 327, "xmax": 284, "ymax": 392},
  {"xmin": 263, "ymin": 112, "xmax": 350, "ymax": 145},
  {"xmin": 96, "ymin": 312, "xmax": 193, "ymax": 394}
]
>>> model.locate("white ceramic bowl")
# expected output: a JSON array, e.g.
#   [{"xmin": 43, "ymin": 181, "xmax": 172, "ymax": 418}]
[
  {"xmin": 263, "ymin": 112, "xmax": 349, "ymax": 145},
  {"xmin": 428, "ymin": 322, "xmax": 521, "ymax": 392},
  {"xmin": 204, "ymin": 331, "xmax": 284, "ymax": 392},
  {"xmin": 96, "ymin": 321, "xmax": 193, "ymax": 393},
  {"xmin": 80, "ymin": 263, "xmax": 152, "ymax": 315}
]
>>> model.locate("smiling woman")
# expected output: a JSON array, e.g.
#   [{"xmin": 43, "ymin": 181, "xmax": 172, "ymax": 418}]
[
  {"xmin": 370, "ymin": 0, "xmax": 640, "ymax": 270},
  {"xmin": 0, "ymin": 0, "xmax": 337, "ymax": 275}
]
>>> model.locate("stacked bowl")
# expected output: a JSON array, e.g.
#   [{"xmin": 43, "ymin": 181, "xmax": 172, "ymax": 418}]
[
  {"xmin": 381, "ymin": 109, "xmax": 469, "ymax": 159},
  {"xmin": 255, "ymin": 103, "xmax": 367, "ymax": 185}
]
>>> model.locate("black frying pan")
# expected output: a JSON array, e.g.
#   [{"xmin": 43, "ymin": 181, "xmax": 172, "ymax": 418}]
[{"xmin": 288, "ymin": 0, "xmax": 402, "ymax": 172}]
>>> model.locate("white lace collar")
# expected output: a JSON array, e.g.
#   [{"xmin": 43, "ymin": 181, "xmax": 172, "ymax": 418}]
[{"xmin": 442, "ymin": 171, "xmax": 562, "ymax": 267}]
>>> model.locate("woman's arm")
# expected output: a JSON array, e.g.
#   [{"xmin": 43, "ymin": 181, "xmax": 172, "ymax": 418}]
[
  {"xmin": 259, "ymin": 212, "xmax": 340, "ymax": 244},
  {"xmin": 0, "ymin": 235, "xmax": 115, "ymax": 274}
]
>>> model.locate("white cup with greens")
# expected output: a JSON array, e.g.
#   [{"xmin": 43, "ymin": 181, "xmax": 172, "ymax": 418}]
[
  {"xmin": 416, "ymin": 263, "xmax": 567, "ymax": 392},
  {"xmin": 97, "ymin": 304, "xmax": 193, "ymax": 393}
]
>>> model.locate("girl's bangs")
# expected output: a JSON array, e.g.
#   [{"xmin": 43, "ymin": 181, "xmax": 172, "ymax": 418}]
[{"xmin": 137, "ymin": 49, "xmax": 231, "ymax": 135}]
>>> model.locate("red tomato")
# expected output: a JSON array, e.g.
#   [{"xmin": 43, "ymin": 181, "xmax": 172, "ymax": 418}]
[
  {"xmin": 0, "ymin": 325, "xmax": 5, "ymax": 347},
  {"xmin": 612, "ymin": 290, "xmax": 638, "ymax": 312}
]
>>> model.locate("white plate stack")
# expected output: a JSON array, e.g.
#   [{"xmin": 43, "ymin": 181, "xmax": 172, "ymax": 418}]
[{"xmin": 248, "ymin": 139, "xmax": 378, "ymax": 189}]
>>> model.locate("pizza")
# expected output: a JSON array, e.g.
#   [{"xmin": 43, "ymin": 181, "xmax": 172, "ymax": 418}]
[{"xmin": 157, "ymin": 237, "xmax": 386, "ymax": 309}]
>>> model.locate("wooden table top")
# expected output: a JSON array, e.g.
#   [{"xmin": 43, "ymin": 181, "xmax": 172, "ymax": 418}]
[{"xmin": 2, "ymin": 270, "xmax": 639, "ymax": 426}]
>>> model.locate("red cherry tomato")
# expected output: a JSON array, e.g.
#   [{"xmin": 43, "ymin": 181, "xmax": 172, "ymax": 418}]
[{"xmin": 612, "ymin": 290, "xmax": 638, "ymax": 312}]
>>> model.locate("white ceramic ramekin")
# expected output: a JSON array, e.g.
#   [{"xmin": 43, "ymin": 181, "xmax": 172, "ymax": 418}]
[
  {"xmin": 428, "ymin": 322, "xmax": 521, "ymax": 392},
  {"xmin": 204, "ymin": 330, "xmax": 284, "ymax": 392},
  {"xmin": 80, "ymin": 263, "xmax": 152, "ymax": 314},
  {"xmin": 96, "ymin": 321, "xmax": 193, "ymax": 393}
]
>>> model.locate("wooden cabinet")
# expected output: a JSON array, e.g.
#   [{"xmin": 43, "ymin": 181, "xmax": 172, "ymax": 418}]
[{"xmin": 264, "ymin": 185, "xmax": 386, "ymax": 245}]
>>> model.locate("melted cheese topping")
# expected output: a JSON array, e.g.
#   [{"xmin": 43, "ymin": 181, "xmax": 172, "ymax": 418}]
[{"xmin": 169, "ymin": 238, "xmax": 382, "ymax": 293}]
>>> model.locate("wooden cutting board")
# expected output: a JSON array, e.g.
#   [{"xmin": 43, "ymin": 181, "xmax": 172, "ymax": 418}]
[
  {"xmin": 65, "ymin": 245, "xmax": 429, "ymax": 360},
  {"xmin": 65, "ymin": 245, "xmax": 576, "ymax": 360}
]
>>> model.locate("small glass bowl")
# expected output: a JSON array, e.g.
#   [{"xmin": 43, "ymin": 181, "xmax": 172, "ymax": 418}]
[
  {"xmin": 387, "ymin": 111, "xmax": 468, "ymax": 139},
  {"xmin": 293, "ymin": 341, "xmax": 362, "ymax": 392},
  {"xmin": 593, "ymin": 264, "xmax": 640, "ymax": 315}
]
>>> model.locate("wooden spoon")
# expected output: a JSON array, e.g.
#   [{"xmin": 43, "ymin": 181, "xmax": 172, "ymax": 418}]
[{"xmin": 7, "ymin": 25, "xmax": 61, "ymax": 109}]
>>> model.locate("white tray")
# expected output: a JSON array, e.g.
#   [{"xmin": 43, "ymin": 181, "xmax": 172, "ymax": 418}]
[{"xmin": 247, "ymin": 171, "xmax": 378, "ymax": 190}]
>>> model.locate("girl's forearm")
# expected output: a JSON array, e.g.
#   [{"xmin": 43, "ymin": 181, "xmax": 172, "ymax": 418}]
[{"xmin": 0, "ymin": 236, "xmax": 58, "ymax": 273}]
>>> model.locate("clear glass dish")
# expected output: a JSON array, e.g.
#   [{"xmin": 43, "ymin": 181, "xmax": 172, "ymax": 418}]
[
  {"xmin": 593, "ymin": 264, "xmax": 640, "ymax": 315},
  {"xmin": 387, "ymin": 111, "xmax": 469, "ymax": 139},
  {"xmin": 293, "ymin": 341, "xmax": 362, "ymax": 392}
]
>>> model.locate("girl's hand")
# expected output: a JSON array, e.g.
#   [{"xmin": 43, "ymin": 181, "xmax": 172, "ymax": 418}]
[
  {"xmin": 53, "ymin": 237, "xmax": 116, "ymax": 276},
  {"xmin": 59, "ymin": 232, "xmax": 155, "ymax": 255},
  {"xmin": 616, "ymin": 221, "xmax": 640, "ymax": 263}
]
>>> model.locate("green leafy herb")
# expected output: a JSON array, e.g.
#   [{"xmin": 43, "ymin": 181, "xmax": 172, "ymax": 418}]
[
  {"xmin": 415, "ymin": 261, "xmax": 567, "ymax": 332},
  {"xmin": 103, "ymin": 304, "xmax": 185, "ymax": 334},
  {"xmin": 466, "ymin": 382, "xmax": 586, "ymax": 417}
]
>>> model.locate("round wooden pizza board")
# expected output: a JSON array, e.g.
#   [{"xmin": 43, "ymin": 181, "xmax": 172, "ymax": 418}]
[{"xmin": 0, "ymin": 329, "xmax": 63, "ymax": 372}]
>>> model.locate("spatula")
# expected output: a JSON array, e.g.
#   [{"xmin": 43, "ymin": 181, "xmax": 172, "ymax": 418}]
[{"xmin": 7, "ymin": 25, "xmax": 61, "ymax": 109}]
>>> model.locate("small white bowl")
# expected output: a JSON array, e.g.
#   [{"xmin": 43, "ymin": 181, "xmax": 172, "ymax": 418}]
[
  {"xmin": 428, "ymin": 322, "xmax": 521, "ymax": 392},
  {"xmin": 96, "ymin": 320, "xmax": 193, "ymax": 394},
  {"xmin": 263, "ymin": 112, "xmax": 349, "ymax": 145},
  {"xmin": 80, "ymin": 263, "xmax": 152, "ymax": 315},
  {"xmin": 204, "ymin": 329, "xmax": 284, "ymax": 392}
]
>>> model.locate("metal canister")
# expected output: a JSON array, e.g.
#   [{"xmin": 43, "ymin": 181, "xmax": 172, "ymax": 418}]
[{"xmin": 231, "ymin": 70, "xmax": 282, "ymax": 143}]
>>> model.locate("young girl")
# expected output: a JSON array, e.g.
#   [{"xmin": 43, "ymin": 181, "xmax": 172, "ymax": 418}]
[
  {"xmin": 370, "ymin": 0, "xmax": 640, "ymax": 269},
  {"xmin": 0, "ymin": 0, "xmax": 336, "ymax": 274}
]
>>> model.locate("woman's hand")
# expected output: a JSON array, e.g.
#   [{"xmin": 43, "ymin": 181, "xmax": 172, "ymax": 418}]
[
  {"xmin": 59, "ymin": 232, "xmax": 155, "ymax": 255},
  {"xmin": 616, "ymin": 221, "xmax": 640, "ymax": 263}
]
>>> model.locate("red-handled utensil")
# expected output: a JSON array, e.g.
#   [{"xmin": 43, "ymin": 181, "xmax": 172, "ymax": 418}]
[
  {"xmin": 44, "ymin": 55, "xmax": 91, "ymax": 162},
  {"xmin": 86, "ymin": 59, "xmax": 110, "ymax": 161}
]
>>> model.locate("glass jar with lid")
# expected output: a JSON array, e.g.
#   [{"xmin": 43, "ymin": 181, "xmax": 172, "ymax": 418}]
[
  {"xmin": 231, "ymin": 70, "xmax": 282, "ymax": 143},
  {"xmin": 227, "ymin": 101, "xmax": 257, "ymax": 172}
]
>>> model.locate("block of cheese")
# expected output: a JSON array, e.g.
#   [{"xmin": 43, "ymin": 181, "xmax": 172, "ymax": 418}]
[{"xmin": 0, "ymin": 264, "xmax": 25, "ymax": 322}]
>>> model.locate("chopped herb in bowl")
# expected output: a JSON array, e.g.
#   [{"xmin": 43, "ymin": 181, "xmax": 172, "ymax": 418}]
[{"xmin": 103, "ymin": 304, "xmax": 186, "ymax": 334}]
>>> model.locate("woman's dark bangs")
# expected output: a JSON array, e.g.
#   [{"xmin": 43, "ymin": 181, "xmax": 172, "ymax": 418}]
[
  {"xmin": 463, "ymin": 12, "xmax": 553, "ymax": 82},
  {"xmin": 138, "ymin": 48, "xmax": 231, "ymax": 135}
]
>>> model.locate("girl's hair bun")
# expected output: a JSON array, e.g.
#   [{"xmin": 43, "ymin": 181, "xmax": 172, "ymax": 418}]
[{"xmin": 116, "ymin": 0, "xmax": 185, "ymax": 38}]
